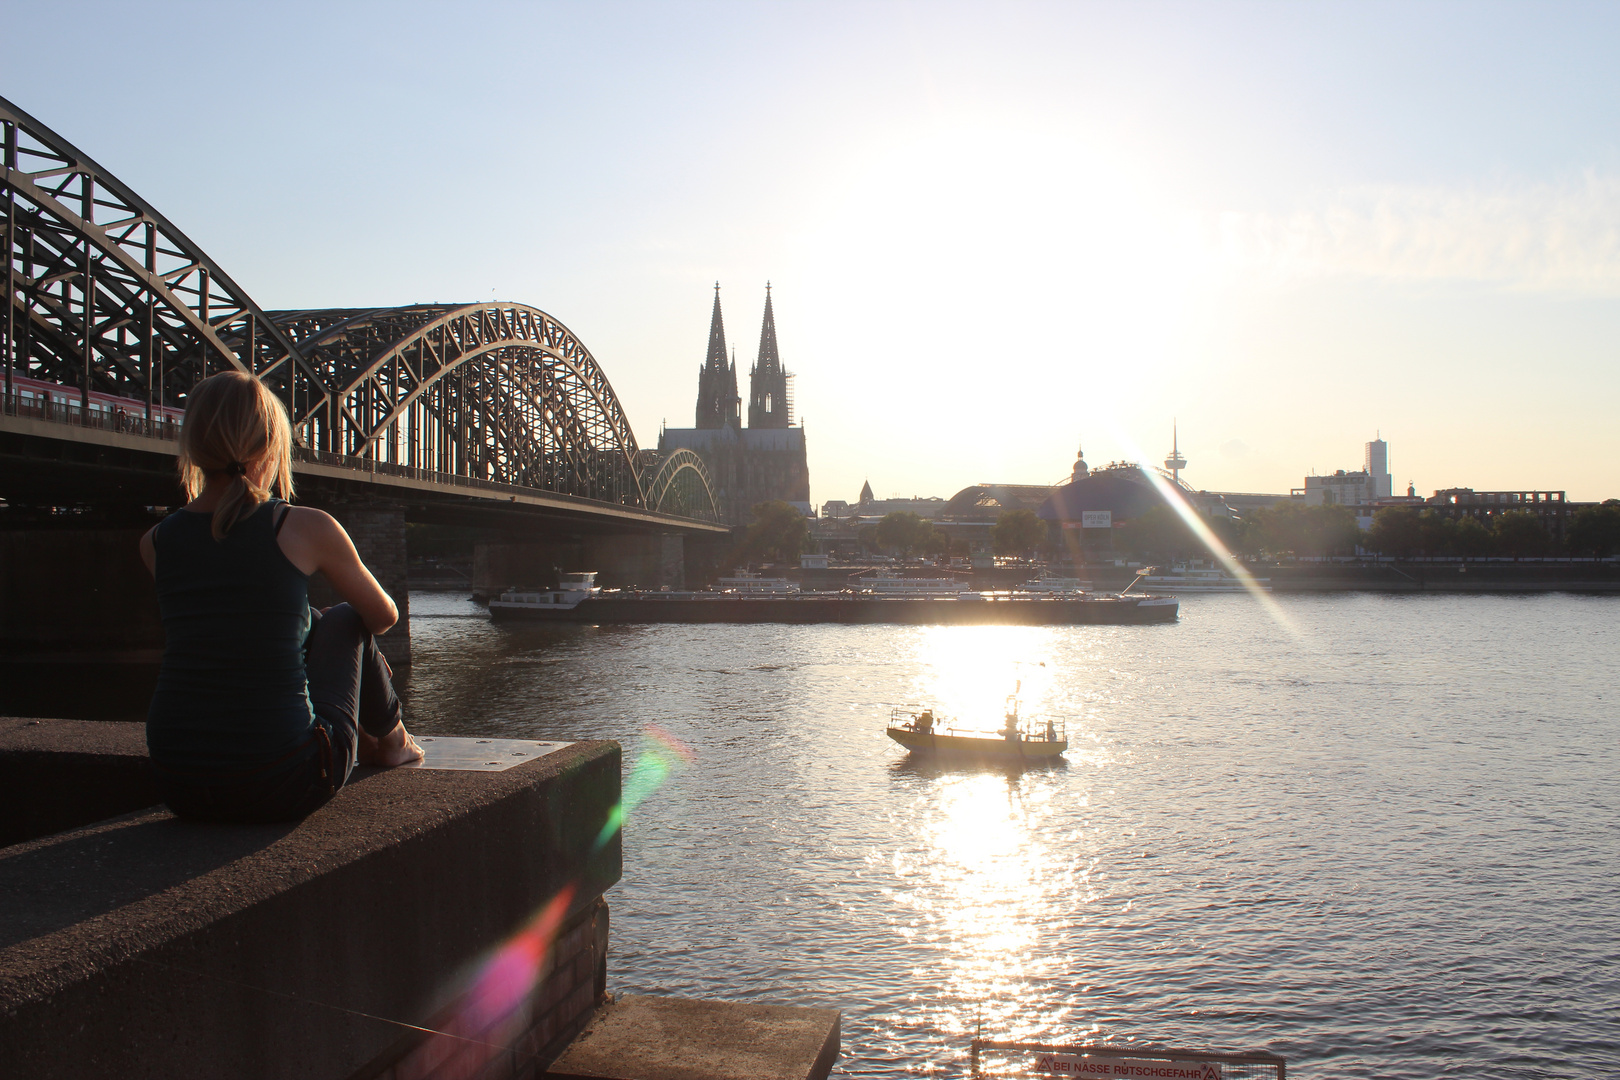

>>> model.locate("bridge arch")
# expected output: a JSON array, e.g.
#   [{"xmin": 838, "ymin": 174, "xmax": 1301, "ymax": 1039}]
[
  {"xmin": 2, "ymin": 95, "xmax": 718, "ymax": 521},
  {"xmin": 272, "ymin": 304, "xmax": 650, "ymax": 506},
  {"xmin": 642, "ymin": 448, "xmax": 722, "ymax": 522},
  {"xmin": 0, "ymin": 95, "xmax": 329, "ymax": 424}
]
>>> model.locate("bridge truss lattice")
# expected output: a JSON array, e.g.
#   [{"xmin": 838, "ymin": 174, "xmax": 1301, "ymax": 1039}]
[{"xmin": 1, "ymin": 95, "xmax": 719, "ymax": 523}]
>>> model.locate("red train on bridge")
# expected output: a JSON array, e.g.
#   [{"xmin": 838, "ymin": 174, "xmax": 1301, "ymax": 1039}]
[{"xmin": 5, "ymin": 373, "xmax": 185, "ymax": 436}]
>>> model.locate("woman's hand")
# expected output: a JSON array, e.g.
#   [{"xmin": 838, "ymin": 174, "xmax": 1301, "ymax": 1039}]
[{"xmin": 275, "ymin": 507, "xmax": 398, "ymax": 634}]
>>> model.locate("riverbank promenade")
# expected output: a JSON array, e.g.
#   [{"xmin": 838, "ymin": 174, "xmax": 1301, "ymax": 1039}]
[{"xmin": 0, "ymin": 717, "xmax": 840, "ymax": 1079}]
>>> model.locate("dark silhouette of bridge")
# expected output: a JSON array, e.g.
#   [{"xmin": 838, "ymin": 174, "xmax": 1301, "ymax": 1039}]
[{"xmin": 0, "ymin": 94, "xmax": 728, "ymax": 672}]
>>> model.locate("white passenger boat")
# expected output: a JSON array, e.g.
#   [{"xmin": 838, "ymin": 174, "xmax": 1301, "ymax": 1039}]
[
  {"xmin": 858, "ymin": 572, "xmax": 972, "ymax": 598},
  {"xmin": 487, "ymin": 571, "xmax": 600, "ymax": 614},
  {"xmin": 1018, "ymin": 571, "xmax": 1093, "ymax": 595},
  {"xmin": 1137, "ymin": 562, "xmax": 1270, "ymax": 593},
  {"xmin": 714, "ymin": 571, "xmax": 800, "ymax": 595}
]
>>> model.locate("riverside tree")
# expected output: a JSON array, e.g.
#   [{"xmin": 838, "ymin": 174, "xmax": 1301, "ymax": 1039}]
[
  {"xmin": 875, "ymin": 511, "xmax": 933, "ymax": 557},
  {"xmin": 1366, "ymin": 507, "xmax": 1421, "ymax": 557},
  {"xmin": 735, "ymin": 500, "xmax": 809, "ymax": 565},
  {"xmin": 1568, "ymin": 500, "xmax": 1620, "ymax": 557},
  {"xmin": 1492, "ymin": 510, "xmax": 1550, "ymax": 558},
  {"xmin": 1116, "ymin": 505, "xmax": 1199, "ymax": 559},
  {"xmin": 992, "ymin": 509, "xmax": 1047, "ymax": 557},
  {"xmin": 1245, "ymin": 503, "xmax": 1361, "ymax": 558}
]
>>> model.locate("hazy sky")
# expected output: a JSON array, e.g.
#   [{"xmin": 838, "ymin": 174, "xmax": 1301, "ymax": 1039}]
[{"xmin": 6, "ymin": 1, "xmax": 1619, "ymax": 503}]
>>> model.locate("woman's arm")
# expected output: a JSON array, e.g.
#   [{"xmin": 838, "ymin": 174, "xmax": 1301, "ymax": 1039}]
[
  {"xmin": 275, "ymin": 507, "xmax": 398, "ymax": 634},
  {"xmin": 139, "ymin": 526, "xmax": 157, "ymax": 576}
]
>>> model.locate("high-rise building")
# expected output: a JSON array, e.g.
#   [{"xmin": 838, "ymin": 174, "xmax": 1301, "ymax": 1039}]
[
  {"xmin": 659, "ymin": 284, "xmax": 811, "ymax": 524},
  {"xmin": 1365, "ymin": 437, "xmax": 1392, "ymax": 499},
  {"xmin": 1297, "ymin": 435, "xmax": 1397, "ymax": 530}
]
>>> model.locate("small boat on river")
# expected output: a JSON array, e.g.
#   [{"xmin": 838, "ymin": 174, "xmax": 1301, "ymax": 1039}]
[{"xmin": 886, "ymin": 684, "xmax": 1068, "ymax": 760}]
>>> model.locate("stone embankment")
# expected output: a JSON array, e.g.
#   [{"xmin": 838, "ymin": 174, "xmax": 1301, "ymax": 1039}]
[
  {"xmin": 0, "ymin": 718, "xmax": 839, "ymax": 1080},
  {"xmin": 1260, "ymin": 560, "xmax": 1620, "ymax": 593}
]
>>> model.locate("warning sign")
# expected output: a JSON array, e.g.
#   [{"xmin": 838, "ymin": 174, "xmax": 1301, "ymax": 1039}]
[{"xmin": 1032, "ymin": 1055, "xmax": 1221, "ymax": 1079}]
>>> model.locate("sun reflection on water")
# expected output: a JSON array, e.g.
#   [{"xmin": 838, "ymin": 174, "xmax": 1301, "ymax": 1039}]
[
  {"xmin": 880, "ymin": 763, "xmax": 1095, "ymax": 1064},
  {"xmin": 912, "ymin": 626, "xmax": 1057, "ymax": 734},
  {"xmin": 873, "ymin": 626, "xmax": 1125, "ymax": 1067}
]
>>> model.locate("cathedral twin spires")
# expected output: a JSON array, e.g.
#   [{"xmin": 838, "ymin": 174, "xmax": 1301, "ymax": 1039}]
[
  {"xmin": 695, "ymin": 283, "xmax": 789, "ymax": 431},
  {"xmin": 694, "ymin": 284, "xmax": 739, "ymax": 429},
  {"xmin": 748, "ymin": 284, "xmax": 790, "ymax": 429}
]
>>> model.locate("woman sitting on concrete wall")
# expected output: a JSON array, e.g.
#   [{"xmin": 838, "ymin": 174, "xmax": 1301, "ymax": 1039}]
[{"xmin": 139, "ymin": 371, "xmax": 423, "ymax": 822}]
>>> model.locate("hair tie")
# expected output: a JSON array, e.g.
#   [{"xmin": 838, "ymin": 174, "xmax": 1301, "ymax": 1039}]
[{"xmin": 225, "ymin": 461, "xmax": 247, "ymax": 476}]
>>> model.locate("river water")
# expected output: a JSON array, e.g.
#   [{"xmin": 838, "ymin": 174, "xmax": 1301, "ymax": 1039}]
[{"xmin": 400, "ymin": 591, "xmax": 1618, "ymax": 1078}]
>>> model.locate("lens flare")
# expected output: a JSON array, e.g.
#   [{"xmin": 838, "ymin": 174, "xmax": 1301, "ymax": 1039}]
[
  {"xmin": 417, "ymin": 724, "xmax": 695, "ymax": 1077},
  {"xmin": 595, "ymin": 723, "xmax": 695, "ymax": 850},
  {"xmin": 1104, "ymin": 427, "xmax": 1302, "ymax": 637},
  {"xmin": 464, "ymin": 882, "xmax": 579, "ymax": 1029}
]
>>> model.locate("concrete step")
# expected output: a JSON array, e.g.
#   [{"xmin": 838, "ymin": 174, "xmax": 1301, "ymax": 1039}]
[{"xmin": 547, "ymin": 994, "xmax": 840, "ymax": 1080}]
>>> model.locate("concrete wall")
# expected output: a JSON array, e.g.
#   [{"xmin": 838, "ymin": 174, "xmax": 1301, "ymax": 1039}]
[
  {"xmin": 0, "ymin": 505, "xmax": 412, "ymax": 715},
  {"xmin": 0, "ymin": 721, "xmax": 622, "ymax": 1080},
  {"xmin": 0, "ymin": 718, "xmax": 160, "ymax": 846},
  {"xmin": 354, "ymin": 898, "xmax": 610, "ymax": 1080}
]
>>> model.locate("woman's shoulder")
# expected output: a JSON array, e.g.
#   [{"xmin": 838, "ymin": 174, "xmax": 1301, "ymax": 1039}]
[
  {"xmin": 277, "ymin": 503, "xmax": 339, "ymax": 532},
  {"xmin": 275, "ymin": 504, "xmax": 349, "ymax": 552}
]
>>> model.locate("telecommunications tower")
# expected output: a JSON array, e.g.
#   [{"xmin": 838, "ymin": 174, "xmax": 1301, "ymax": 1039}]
[{"xmin": 1163, "ymin": 421, "xmax": 1188, "ymax": 487}]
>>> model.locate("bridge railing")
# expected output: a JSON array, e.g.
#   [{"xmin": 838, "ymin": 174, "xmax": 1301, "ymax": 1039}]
[
  {"xmin": 2, "ymin": 390, "xmax": 181, "ymax": 441},
  {"xmin": 2, "ymin": 389, "xmax": 705, "ymax": 520},
  {"xmin": 289, "ymin": 447, "xmax": 645, "ymax": 510}
]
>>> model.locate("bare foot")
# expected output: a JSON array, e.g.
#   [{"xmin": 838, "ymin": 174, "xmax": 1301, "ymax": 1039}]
[{"xmin": 358, "ymin": 721, "xmax": 425, "ymax": 767}]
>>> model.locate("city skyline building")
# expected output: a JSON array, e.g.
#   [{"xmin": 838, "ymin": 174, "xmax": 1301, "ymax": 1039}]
[
  {"xmin": 1301, "ymin": 435, "xmax": 1395, "ymax": 521},
  {"xmin": 1366, "ymin": 436, "xmax": 1393, "ymax": 499}
]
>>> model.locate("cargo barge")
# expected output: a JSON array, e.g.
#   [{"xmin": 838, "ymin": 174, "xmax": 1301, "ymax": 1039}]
[{"xmin": 487, "ymin": 573, "xmax": 1179, "ymax": 626}]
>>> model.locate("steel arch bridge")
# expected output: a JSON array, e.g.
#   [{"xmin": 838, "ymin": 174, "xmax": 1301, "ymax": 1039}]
[
  {"xmin": 1, "ymin": 95, "xmax": 719, "ymax": 523},
  {"xmin": 642, "ymin": 448, "xmax": 721, "ymax": 520}
]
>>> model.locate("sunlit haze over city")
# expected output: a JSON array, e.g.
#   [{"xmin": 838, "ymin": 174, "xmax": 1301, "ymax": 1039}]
[{"xmin": 7, "ymin": 0, "xmax": 1619, "ymax": 503}]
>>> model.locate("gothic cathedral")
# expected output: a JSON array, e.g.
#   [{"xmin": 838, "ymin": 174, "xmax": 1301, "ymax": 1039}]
[{"xmin": 659, "ymin": 284, "xmax": 811, "ymax": 525}]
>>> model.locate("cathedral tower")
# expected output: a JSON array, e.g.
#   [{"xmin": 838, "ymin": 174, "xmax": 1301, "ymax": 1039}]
[
  {"xmin": 695, "ymin": 283, "xmax": 740, "ymax": 429},
  {"xmin": 747, "ymin": 283, "xmax": 791, "ymax": 429}
]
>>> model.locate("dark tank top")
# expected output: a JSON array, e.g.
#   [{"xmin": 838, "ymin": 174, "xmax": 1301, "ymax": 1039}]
[{"xmin": 146, "ymin": 499, "xmax": 315, "ymax": 771}]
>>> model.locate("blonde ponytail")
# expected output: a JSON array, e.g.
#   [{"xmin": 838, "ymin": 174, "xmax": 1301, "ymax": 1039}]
[{"xmin": 176, "ymin": 371, "xmax": 296, "ymax": 540}]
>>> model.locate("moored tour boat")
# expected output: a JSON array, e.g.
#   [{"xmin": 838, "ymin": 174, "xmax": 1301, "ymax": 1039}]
[
  {"xmin": 487, "ymin": 571, "xmax": 601, "ymax": 616},
  {"xmin": 1136, "ymin": 561, "xmax": 1270, "ymax": 594}
]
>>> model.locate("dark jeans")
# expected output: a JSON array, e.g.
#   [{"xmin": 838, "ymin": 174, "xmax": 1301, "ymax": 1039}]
[{"xmin": 156, "ymin": 604, "xmax": 403, "ymax": 823}]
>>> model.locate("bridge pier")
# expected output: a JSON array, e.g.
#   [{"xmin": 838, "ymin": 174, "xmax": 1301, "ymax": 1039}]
[
  {"xmin": 472, "ymin": 532, "xmax": 690, "ymax": 599},
  {"xmin": 0, "ymin": 520, "xmax": 163, "ymax": 720},
  {"xmin": 592, "ymin": 532, "xmax": 686, "ymax": 591},
  {"xmin": 0, "ymin": 503, "xmax": 415, "ymax": 716}
]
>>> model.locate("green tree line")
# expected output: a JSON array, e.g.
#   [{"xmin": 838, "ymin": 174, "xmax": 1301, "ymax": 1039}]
[
  {"xmin": 736, "ymin": 498, "xmax": 1620, "ymax": 568},
  {"xmin": 1114, "ymin": 499, "xmax": 1620, "ymax": 560}
]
